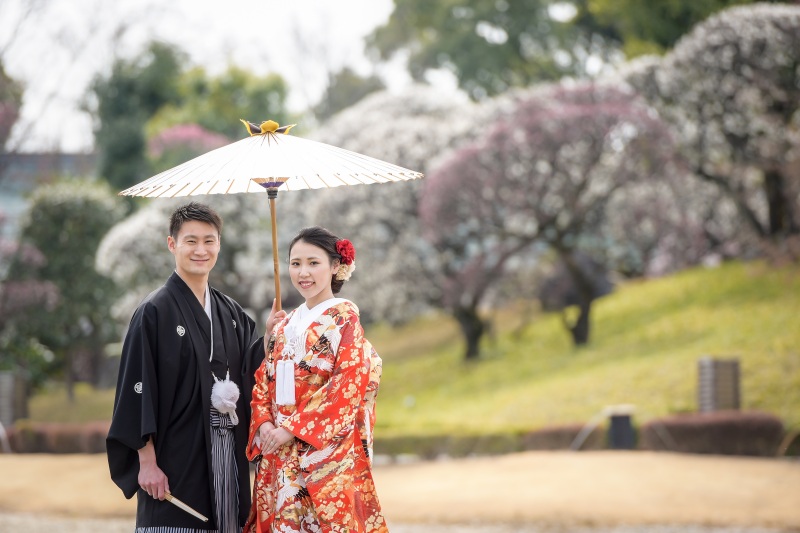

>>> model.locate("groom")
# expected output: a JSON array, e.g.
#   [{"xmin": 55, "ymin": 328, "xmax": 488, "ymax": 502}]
[{"xmin": 107, "ymin": 202, "xmax": 265, "ymax": 532}]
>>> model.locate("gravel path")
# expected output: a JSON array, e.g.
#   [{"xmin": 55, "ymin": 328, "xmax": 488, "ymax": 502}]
[
  {"xmin": 0, "ymin": 514, "xmax": 793, "ymax": 533},
  {"xmin": 2, "ymin": 452, "xmax": 798, "ymax": 532},
  {"xmin": 0, "ymin": 513, "xmax": 791, "ymax": 533}
]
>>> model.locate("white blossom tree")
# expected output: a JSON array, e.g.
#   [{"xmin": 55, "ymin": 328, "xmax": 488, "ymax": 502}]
[
  {"xmin": 95, "ymin": 192, "xmax": 316, "ymax": 332},
  {"xmin": 623, "ymin": 3, "xmax": 800, "ymax": 243}
]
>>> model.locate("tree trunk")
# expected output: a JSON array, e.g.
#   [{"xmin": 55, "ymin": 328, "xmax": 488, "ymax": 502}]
[
  {"xmin": 65, "ymin": 350, "xmax": 75, "ymax": 403},
  {"xmin": 453, "ymin": 306, "xmax": 485, "ymax": 361},
  {"xmin": 559, "ymin": 251, "xmax": 596, "ymax": 347},
  {"xmin": 568, "ymin": 300, "xmax": 592, "ymax": 346},
  {"xmin": 697, "ymin": 169, "xmax": 767, "ymax": 238},
  {"xmin": 764, "ymin": 169, "xmax": 797, "ymax": 236}
]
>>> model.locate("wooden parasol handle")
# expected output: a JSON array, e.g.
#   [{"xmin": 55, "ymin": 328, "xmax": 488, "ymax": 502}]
[{"xmin": 268, "ymin": 188, "xmax": 282, "ymax": 311}]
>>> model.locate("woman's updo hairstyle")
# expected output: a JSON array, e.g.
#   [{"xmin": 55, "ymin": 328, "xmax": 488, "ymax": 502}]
[{"xmin": 288, "ymin": 226, "xmax": 352, "ymax": 294}]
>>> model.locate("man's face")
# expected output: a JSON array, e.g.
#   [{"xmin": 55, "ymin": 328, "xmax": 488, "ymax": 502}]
[{"xmin": 167, "ymin": 220, "xmax": 220, "ymax": 281}]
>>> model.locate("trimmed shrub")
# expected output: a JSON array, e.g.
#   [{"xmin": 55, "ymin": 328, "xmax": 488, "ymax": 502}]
[
  {"xmin": 8, "ymin": 420, "xmax": 47, "ymax": 453},
  {"xmin": 374, "ymin": 434, "xmax": 446, "ymax": 459},
  {"xmin": 8, "ymin": 420, "xmax": 110, "ymax": 453},
  {"xmin": 374, "ymin": 433, "xmax": 523, "ymax": 459},
  {"xmin": 521, "ymin": 423, "xmax": 604, "ymax": 451},
  {"xmin": 640, "ymin": 410, "xmax": 784, "ymax": 456},
  {"xmin": 374, "ymin": 424, "xmax": 606, "ymax": 460}
]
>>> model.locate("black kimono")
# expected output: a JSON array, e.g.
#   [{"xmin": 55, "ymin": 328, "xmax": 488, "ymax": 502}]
[{"xmin": 107, "ymin": 272, "xmax": 264, "ymax": 530}]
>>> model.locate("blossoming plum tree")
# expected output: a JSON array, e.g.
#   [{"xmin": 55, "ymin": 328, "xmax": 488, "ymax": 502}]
[
  {"xmin": 306, "ymin": 85, "xmax": 502, "ymax": 325},
  {"xmin": 421, "ymin": 81, "xmax": 683, "ymax": 354},
  {"xmin": 623, "ymin": 4, "xmax": 800, "ymax": 241}
]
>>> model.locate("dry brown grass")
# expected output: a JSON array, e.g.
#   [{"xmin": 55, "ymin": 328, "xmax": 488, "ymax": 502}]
[{"xmin": 0, "ymin": 451, "xmax": 798, "ymax": 529}]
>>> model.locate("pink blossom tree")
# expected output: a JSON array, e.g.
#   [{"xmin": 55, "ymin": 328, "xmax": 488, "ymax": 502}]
[
  {"xmin": 147, "ymin": 123, "xmax": 230, "ymax": 173},
  {"xmin": 421, "ymin": 81, "xmax": 683, "ymax": 356},
  {"xmin": 305, "ymin": 85, "xmax": 503, "ymax": 324}
]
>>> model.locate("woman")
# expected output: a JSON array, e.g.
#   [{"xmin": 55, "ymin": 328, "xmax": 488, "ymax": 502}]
[{"xmin": 245, "ymin": 226, "xmax": 388, "ymax": 533}]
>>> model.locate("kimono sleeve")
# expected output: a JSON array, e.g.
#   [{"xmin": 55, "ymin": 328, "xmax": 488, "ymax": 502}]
[
  {"xmin": 283, "ymin": 307, "xmax": 370, "ymax": 450},
  {"xmin": 106, "ymin": 302, "xmax": 160, "ymax": 499},
  {"xmin": 247, "ymin": 333, "xmax": 276, "ymax": 461},
  {"xmin": 240, "ymin": 328, "xmax": 264, "ymax": 415}
]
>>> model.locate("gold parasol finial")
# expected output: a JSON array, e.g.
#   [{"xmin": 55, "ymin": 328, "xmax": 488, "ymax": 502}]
[{"xmin": 240, "ymin": 119, "xmax": 296, "ymax": 137}]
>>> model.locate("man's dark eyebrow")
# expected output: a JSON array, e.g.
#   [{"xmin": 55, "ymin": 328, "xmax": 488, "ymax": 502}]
[{"xmin": 182, "ymin": 233, "xmax": 219, "ymax": 240}]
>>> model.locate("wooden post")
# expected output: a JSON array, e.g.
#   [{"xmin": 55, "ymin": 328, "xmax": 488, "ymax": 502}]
[{"xmin": 698, "ymin": 357, "xmax": 740, "ymax": 412}]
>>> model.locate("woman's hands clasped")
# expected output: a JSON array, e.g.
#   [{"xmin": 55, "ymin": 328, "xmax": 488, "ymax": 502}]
[
  {"xmin": 258, "ymin": 299, "xmax": 291, "ymax": 456},
  {"xmin": 258, "ymin": 422, "xmax": 294, "ymax": 454}
]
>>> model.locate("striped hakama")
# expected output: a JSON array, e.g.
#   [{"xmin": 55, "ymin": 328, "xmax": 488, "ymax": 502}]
[{"xmin": 136, "ymin": 408, "xmax": 240, "ymax": 533}]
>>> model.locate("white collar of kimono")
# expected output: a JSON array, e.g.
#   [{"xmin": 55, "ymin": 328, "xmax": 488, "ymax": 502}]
[
  {"xmin": 284, "ymin": 297, "xmax": 348, "ymax": 343},
  {"xmin": 204, "ymin": 286, "xmax": 214, "ymax": 361}
]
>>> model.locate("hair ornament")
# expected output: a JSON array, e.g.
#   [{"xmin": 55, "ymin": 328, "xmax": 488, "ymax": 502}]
[
  {"xmin": 335, "ymin": 261, "xmax": 356, "ymax": 281},
  {"xmin": 335, "ymin": 239, "xmax": 356, "ymax": 281},
  {"xmin": 336, "ymin": 239, "xmax": 356, "ymax": 265}
]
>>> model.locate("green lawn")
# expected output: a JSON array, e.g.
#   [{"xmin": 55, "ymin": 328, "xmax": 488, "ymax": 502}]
[
  {"xmin": 29, "ymin": 260, "xmax": 800, "ymax": 439},
  {"xmin": 366, "ymin": 260, "xmax": 800, "ymax": 437},
  {"xmin": 29, "ymin": 382, "xmax": 116, "ymax": 423}
]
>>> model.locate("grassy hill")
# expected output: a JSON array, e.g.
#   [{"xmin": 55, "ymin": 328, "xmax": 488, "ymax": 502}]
[
  {"xmin": 365, "ymin": 260, "xmax": 800, "ymax": 438},
  {"xmin": 29, "ymin": 260, "xmax": 800, "ymax": 439}
]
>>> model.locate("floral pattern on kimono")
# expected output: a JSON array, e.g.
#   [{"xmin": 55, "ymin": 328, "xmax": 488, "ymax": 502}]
[{"xmin": 245, "ymin": 300, "xmax": 388, "ymax": 533}]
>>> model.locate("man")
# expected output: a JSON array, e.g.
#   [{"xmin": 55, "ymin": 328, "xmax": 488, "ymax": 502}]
[{"xmin": 107, "ymin": 202, "xmax": 265, "ymax": 532}]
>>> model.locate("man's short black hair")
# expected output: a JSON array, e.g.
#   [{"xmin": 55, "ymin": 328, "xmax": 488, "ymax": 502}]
[{"xmin": 169, "ymin": 202, "xmax": 223, "ymax": 238}]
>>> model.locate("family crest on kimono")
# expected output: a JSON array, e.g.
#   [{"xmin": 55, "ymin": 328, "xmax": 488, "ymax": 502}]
[
  {"xmin": 107, "ymin": 202, "xmax": 266, "ymax": 532},
  {"xmin": 245, "ymin": 226, "xmax": 388, "ymax": 533}
]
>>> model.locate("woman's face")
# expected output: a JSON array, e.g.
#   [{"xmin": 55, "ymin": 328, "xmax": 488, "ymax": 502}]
[{"xmin": 289, "ymin": 240, "xmax": 339, "ymax": 308}]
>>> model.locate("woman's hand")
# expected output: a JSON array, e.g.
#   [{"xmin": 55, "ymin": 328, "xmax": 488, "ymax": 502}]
[
  {"xmin": 266, "ymin": 298, "xmax": 287, "ymax": 335},
  {"xmin": 256, "ymin": 421, "xmax": 276, "ymax": 451},
  {"xmin": 261, "ymin": 426, "xmax": 294, "ymax": 455}
]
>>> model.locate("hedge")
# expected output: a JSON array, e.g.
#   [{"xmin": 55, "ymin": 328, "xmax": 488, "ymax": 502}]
[
  {"xmin": 7, "ymin": 420, "xmax": 109, "ymax": 454},
  {"xmin": 639, "ymin": 410, "xmax": 784, "ymax": 456},
  {"xmin": 3, "ymin": 412, "xmax": 790, "ymax": 457}
]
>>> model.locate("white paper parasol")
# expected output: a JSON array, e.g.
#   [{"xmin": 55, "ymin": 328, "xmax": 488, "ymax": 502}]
[{"xmin": 119, "ymin": 120, "xmax": 423, "ymax": 309}]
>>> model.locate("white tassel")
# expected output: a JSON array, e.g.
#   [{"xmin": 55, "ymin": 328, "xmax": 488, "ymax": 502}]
[
  {"xmin": 276, "ymin": 360, "xmax": 285, "ymax": 404},
  {"xmin": 211, "ymin": 371, "xmax": 240, "ymax": 425},
  {"xmin": 276, "ymin": 360, "xmax": 295, "ymax": 406},
  {"xmin": 283, "ymin": 361, "xmax": 295, "ymax": 404}
]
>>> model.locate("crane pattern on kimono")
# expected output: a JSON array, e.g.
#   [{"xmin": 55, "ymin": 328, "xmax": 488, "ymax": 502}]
[
  {"xmin": 300, "ymin": 443, "xmax": 337, "ymax": 469},
  {"xmin": 298, "ymin": 316, "xmax": 342, "ymax": 372},
  {"xmin": 276, "ymin": 468, "xmax": 308, "ymax": 511}
]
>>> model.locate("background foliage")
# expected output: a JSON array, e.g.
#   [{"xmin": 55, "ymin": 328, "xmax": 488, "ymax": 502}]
[{"xmin": 1, "ymin": 2, "xmax": 798, "ymax": 435}]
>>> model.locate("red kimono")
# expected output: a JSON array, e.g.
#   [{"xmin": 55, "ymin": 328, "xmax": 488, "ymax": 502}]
[{"xmin": 245, "ymin": 299, "xmax": 388, "ymax": 532}]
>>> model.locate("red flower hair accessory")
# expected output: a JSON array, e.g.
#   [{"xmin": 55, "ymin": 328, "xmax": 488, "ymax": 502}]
[
  {"xmin": 336, "ymin": 239, "xmax": 356, "ymax": 265},
  {"xmin": 335, "ymin": 239, "xmax": 356, "ymax": 281}
]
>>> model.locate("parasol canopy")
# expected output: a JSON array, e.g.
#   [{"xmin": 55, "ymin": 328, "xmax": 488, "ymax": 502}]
[
  {"xmin": 119, "ymin": 121, "xmax": 422, "ymax": 198},
  {"xmin": 119, "ymin": 120, "xmax": 423, "ymax": 309}
]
